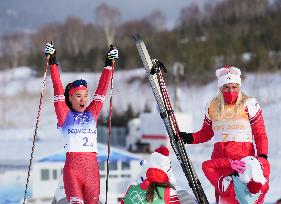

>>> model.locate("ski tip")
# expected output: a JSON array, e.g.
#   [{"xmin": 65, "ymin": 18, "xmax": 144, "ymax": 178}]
[{"xmin": 132, "ymin": 33, "xmax": 142, "ymax": 42}]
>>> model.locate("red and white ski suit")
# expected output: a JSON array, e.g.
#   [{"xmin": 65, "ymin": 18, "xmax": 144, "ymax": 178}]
[
  {"xmin": 191, "ymin": 97, "xmax": 270, "ymax": 203},
  {"xmin": 50, "ymin": 64, "xmax": 112, "ymax": 204}
]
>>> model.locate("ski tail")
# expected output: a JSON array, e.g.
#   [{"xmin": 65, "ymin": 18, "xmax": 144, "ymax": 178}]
[{"xmin": 133, "ymin": 34, "xmax": 209, "ymax": 204}]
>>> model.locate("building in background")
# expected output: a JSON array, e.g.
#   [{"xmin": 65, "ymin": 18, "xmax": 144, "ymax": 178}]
[
  {"xmin": 126, "ymin": 112, "xmax": 193, "ymax": 153},
  {"xmin": 25, "ymin": 143, "xmax": 142, "ymax": 204}
]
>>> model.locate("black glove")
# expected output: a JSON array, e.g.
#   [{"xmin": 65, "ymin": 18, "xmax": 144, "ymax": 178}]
[
  {"xmin": 179, "ymin": 132, "xmax": 194, "ymax": 144},
  {"xmin": 104, "ymin": 46, "xmax": 119, "ymax": 67},
  {"xmin": 258, "ymin": 154, "xmax": 268, "ymax": 160},
  {"xmin": 151, "ymin": 59, "xmax": 167, "ymax": 74},
  {"xmin": 232, "ymin": 171, "xmax": 239, "ymax": 177},
  {"xmin": 44, "ymin": 42, "xmax": 57, "ymax": 65}
]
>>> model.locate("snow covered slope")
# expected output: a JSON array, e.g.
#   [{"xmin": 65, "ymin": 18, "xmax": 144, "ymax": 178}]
[{"xmin": 0, "ymin": 67, "xmax": 280, "ymax": 203}]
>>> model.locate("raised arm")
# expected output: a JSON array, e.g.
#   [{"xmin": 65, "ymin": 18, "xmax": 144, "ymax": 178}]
[
  {"xmin": 87, "ymin": 47, "xmax": 118, "ymax": 120},
  {"xmin": 45, "ymin": 43, "xmax": 69, "ymax": 127}
]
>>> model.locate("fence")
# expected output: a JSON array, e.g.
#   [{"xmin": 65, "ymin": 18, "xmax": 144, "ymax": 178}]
[{"xmin": 97, "ymin": 126, "xmax": 127, "ymax": 148}]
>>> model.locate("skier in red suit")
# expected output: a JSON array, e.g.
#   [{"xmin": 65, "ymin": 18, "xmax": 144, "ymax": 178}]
[
  {"xmin": 45, "ymin": 42, "xmax": 118, "ymax": 204},
  {"xmin": 179, "ymin": 66, "xmax": 270, "ymax": 203}
]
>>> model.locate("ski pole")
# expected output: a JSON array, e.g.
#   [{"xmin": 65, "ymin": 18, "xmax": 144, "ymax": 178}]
[
  {"xmin": 105, "ymin": 45, "xmax": 115, "ymax": 204},
  {"xmin": 155, "ymin": 67, "xmax": 209, "ymax": 203},
  {"xmin": 22, "ymin": 49, "xmax": 50, "ymax": 204},
  {"xmin": 133, "ymin": 35, "xmax": 209, "ymax": 203}
]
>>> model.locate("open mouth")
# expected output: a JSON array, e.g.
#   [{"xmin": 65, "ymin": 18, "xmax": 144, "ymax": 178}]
[{"xmin": 79, "ymin": 104, "xmax": 85, "ymax": 108}]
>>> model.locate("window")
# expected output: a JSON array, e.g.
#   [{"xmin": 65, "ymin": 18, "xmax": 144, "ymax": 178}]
[
  {"xmin": 99, "ymin": 161, "xmax": 117, "ymax": 170},
  {"xmin": 99, "ymin": 161, "xmax": 105, "ymax": 171},
  {"xmin": 109, "ymin": 161, "xmax": 118, "ymax": 170},
  {"xmin": 53, "ymin": 169, "xmax": 58, "ymax": 180},
  {"xmin": 121, "ymin": 174, "xmax": 131, "ymax": 178},
  {"xmin": 41, "ymin": 169, "xmax": 49, "ymax": 181},
  {"xmin": 121, "ymin": 162, "xmax": 130, "ymax": 170}
]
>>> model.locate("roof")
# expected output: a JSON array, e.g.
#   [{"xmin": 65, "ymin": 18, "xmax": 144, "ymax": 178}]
[{"xmin": 37, "ymin": 143, "xmax": 141, "ymax": 163}]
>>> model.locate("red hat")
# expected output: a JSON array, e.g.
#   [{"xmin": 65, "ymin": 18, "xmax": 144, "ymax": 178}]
[{"xmin": 145, "ymin": 146, "xmax": 171, "ymax": 183}]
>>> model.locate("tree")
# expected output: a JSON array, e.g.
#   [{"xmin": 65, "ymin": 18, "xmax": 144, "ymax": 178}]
[
  {"xmin": 61, "ymin": 17, "xmax": 86, "ymax": 56},
  {"xmin": 95, "ymin": 3, "xmax": 121, "ymax": 46},
  {"xmin": 2, "ymin": 32, "xmax": 26, "ymax": 68},
  {"xmin": 209, "ymin": 0, "xmax": 267, "ymax": 22},
  {"xmin": 125, "ymin": 103, "xmax": 136, "ymax": 119},
  {"xmin": 143, "ymin": 102, "xmax": 151, "ymax": 113},
  {"xmin": 178, "ymin": 3, "xmax": 202, "ymax": 37},
  {"xmin": 144, "ymin": 10, "xmax": 166, "ymax": 32}
]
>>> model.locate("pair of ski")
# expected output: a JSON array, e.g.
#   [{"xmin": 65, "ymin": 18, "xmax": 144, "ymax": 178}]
[{"xmin": 133, "ymin": 34, "xmax": 209, "ymax": 204}]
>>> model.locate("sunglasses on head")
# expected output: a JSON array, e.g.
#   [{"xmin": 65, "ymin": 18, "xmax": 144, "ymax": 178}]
[{"xmin": 70, "ymin": 79, "xmax": 87, "ymax": 89}]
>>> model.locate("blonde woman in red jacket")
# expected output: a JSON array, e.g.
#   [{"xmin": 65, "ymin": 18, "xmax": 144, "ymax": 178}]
[{"xmin": 179, "ymin": 66, "xmax": 270, "ymax": 203}]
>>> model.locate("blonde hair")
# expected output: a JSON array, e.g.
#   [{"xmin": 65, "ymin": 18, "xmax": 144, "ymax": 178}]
[{"xmin": 213, "ymin": 89, "xmax": 250, "ymax": 117}]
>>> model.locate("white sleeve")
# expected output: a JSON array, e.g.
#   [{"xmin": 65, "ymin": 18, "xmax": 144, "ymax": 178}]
[{"xmin": 245, "ymin": 98, "xmax": 261, "ymax": 119}]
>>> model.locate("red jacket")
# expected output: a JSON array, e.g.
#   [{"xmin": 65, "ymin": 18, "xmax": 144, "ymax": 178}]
[
  {"xmin": 194, "ymin": 96, "xmax": 269, "ymax": 203},
  {"xmin": 192, "ymin": 97, "xmax": 268, "ymax": 160},
  {"xmin": 50, "ymin": 64, "xmax": 112, "ymax": 127}
]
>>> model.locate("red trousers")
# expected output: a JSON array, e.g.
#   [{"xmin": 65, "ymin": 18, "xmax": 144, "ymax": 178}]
[
  {"xmin": 64, "ymin": 152, "xmax": 100, "ymax": 204},
  {"xmin": 202, "ymin": 158, "xmax": 269, "ymax": 204}
]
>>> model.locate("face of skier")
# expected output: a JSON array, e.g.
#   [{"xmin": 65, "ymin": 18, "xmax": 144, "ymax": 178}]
[
  {"xmin": 69, "ymin": 90, "xmax": 88, "ymax": 112},
  {"xmin": 221, "ymin": 83, "xmax": 240, "ymax": 104}
]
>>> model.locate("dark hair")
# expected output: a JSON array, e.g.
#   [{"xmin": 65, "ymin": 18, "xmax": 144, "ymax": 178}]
[
  {"xmin": 146, "ymin": 181, "xmax": 175, "ymax": 202},
  {"xmin": 64, "ymin": 83, "xmax": 74, "ymax": 111}
]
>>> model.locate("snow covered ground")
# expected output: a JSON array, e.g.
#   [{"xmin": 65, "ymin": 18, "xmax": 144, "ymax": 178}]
[{"xmin": 0, "ymin": 67, "xmax": 280, "ymax": 203}]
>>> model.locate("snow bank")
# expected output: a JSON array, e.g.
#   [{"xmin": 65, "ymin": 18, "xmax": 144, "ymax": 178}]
[{"xmin": 0, "ymin": 67, "xmax": 280, "ymax": 202}]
